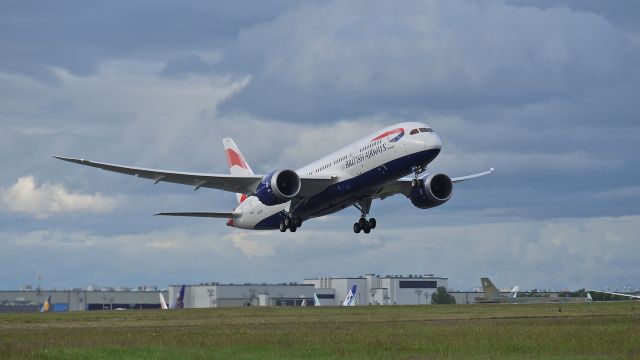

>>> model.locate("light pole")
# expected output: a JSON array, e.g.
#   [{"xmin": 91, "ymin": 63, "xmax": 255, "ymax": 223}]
[{"xmin": 369, "ymin": 288, "xmax": 377, "ymax": 305}]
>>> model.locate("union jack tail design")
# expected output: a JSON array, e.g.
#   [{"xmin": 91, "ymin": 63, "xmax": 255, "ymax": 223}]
[{"xmin": 223, "ymin": 138, "xmax": 253, "ymax": 204}]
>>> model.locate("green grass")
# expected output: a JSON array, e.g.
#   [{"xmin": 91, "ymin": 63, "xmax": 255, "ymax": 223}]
[{"xmin": 1, "ymin": 302, "xmax": 639, "ymax": 359}]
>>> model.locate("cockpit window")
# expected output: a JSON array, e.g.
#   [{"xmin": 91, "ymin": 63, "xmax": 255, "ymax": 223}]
[
  {"xmin": 419, "ymin": 127, "xmax": 433, "ymax": 133},
  {"xmin": 409, "ymin": 128, "xmax": 419, "ymax": 135}
]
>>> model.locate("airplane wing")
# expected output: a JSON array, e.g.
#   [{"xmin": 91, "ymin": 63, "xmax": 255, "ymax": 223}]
[
  {"xmin": 590, "ymin": 290, "xmax": 640, "ymax": 299},
  {"xmin": 373, "ymin": 168, "xmax": 495, "ymax": 200},
  {"xmin": 53, "ymin": 156, "xmax": 337, "ymax": 196},
  {"xmin": 155, "ymin": 211, "xmax": 240, "ymax": 218}
]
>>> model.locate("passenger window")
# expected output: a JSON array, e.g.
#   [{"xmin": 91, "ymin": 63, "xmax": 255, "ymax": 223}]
[
  {"xmin": 410, "ymin": 129, "xmax": 419, "ymax": 135},
  {"xmin": 419, "ymin": 128, "xmax": 433, "ymax": 133}
]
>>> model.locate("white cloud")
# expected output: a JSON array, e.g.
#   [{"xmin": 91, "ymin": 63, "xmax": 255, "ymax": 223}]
[{"xmin": 0, "ymin": 175, "xmax": 118, "ymax": 218}]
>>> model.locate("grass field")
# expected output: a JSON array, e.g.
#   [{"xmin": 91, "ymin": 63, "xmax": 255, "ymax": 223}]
[{"xmin": 1, "ymin": 302, "xmax": 639, "ymax": 359}]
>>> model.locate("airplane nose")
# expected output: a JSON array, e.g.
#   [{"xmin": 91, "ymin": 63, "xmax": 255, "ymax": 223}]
[{"xmin": 426, "ymin": 132, "xmax": 442, "ymax": 150}]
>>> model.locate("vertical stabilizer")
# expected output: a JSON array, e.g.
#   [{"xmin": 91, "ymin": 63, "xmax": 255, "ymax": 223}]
[
  {"xmin": 223, "ymin": 138, "xmax": 253, "ymax": 203},
  {"xmin": 481, "ymin": 278, "xmax": 500, "ymax": 300},
  {"xmin": 509, "ymin": 285, "xmax": 519, "ymax": 298},
  {"xmin": 159, "ymin": 293, "xmax": 168, "ymax": 310},
  {"xmin": 342, "ymin": 285, "xmax": 358, "ymax": 306},
  {"xmin": 313, "ymin": 293, "xmax": 322, "ymax": 306},
  {"xmin": 40, "ymin": 294, "xmax": 52, "ymax": 313},
  {"xmin": 174, "ymin": 285, "xmax": 185, "ymax": 309}
]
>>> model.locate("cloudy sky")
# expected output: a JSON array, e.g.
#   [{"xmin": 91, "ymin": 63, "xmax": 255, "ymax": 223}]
[{"xmin": 1, "ymin": 0, "xmax": 639, "ymax": 292}]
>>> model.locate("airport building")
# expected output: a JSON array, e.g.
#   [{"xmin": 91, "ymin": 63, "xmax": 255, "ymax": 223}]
[
  {"xmin": 0, "ymin": 273, "xmax": 449, "ymax": 312},
  {"xmin": 0, "ymin": 287, "xmax": 167, "ymax": 313},
  {"xmin": 169, "ymin": 273, "xmax": 448, "ymax": 308}
]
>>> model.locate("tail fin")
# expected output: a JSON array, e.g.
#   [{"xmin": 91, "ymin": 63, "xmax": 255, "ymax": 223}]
[
  {"xmin": 586, "ymin": 292, "xmax": 593, "ymax": 302},
  {"xmin": 342, "ymin": 285, "xmax": 358, "ymax": 306},
  {"xmin": 159, "ymin": 293, "xmax": 168, "ymax": 310},
  {"xmin": 40, "ymin": 294, "xmax": 52, "ymax": 313},
  {"xmin": 481, "ymin": 278, "xmax": 500, "ymax": 300},
  {"xmin": 509, "ymin": 285, "xmax": 519, "ymax": 298},
  {"xmin": 174, "ymin": 285, "xmax": 185, "ymax": 309},
  {"xmin": 313, "ymin": 293, "xmax": 322, "ymax": 306},
  {"xmin": 223, "ymin": 138, "xmax": 253, "ymax": 203}
]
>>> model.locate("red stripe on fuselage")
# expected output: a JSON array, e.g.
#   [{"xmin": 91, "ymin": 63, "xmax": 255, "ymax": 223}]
[
  {"xmin": 371, "ymin": 128, "xmax": 403, "ymax": 141},
  {"xmin": 225, "ymin": 149, "xmax": 248, "ymax": 169}
]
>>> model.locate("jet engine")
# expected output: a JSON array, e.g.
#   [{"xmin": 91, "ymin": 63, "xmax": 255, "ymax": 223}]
[
  {"xmin": 409, "ymin": 173, "xmax": 453, "ymax": 209},
  {"xmin": 255, "ymin": 170, "xmax": 301, "ymax": 206}
]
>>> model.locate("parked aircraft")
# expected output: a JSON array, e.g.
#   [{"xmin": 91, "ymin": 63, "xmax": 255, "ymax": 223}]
[
  {"xmin": 342, "ymin": 285, "xmax": 358, "ymax": 306},
  {"xmin": 40, "ymin": 295, "xmax": 52, "ymax": 313},
  {"xmin": 589, "ymin": 290, "xmax": 640, "ymax": 300},
  {"xmin": 54, "ymin": 122, "xmax": 493, "ymax": 233},
  {"xmin": 313, "ymin": 293, "xmax": 322, "ymax": 306},
  {"xmin": 161, "ymin": 285, "xmax": 185, "ymax": 309},
  {"xmin": 475, "ymin": 278, "xmax": 587, "ymax": 304},
  {"xmin": 159, "ymin": 293, "xmax": 168, "ymax": 310}
]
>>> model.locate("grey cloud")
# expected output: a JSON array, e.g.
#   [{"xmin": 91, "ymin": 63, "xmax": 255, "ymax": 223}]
[
  {"xmin": 159, "ymin": 54, "xmax": 218, "ymax": 78},
  {"xmin": 0, "ymin": 0, "xmax": 302, "ymax": 84},
  {"xmin": 219, "ymin": 0, "xmax": 638, "ymax": 121}
]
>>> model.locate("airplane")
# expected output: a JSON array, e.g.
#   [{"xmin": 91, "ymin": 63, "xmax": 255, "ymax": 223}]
[
  {"xmin": 588, "ymin": 290, "xmax": 640, "ymax": 300},
  {"xmin": 313, "ymin": 293, "xmax": 322, "ymax": 306},
  {"xmin": 475, "ymin": 278, "xmax": 587, "ymax": 304},
  {"xmin": 40, "ymin": 294, "xmax": 52, "ymax": 313},
  {"xmin": 342, "ymin": 285, "xmax": 358, "ymax": 306},
  {"xmin": 54, "ymin": 122, "xmax": 493, "ymax": 233},
  {"xmin": 159, "ymin": 292, "xmax": 169, "ymax": 310},
  {"xmin": 173, "ymin": 285, "xmax": 186, "ymax": 309}
]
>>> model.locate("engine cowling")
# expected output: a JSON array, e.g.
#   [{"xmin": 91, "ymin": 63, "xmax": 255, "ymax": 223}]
[
  {"xmin": 409, "ymin": 173, "xmax": 453, "ymax": 209},
  {"xmin": 255, "ymin": 169, "xmax": 301, "ymax": 206}
]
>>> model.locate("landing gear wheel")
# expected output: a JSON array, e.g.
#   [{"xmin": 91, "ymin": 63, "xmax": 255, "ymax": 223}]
[
  {"xmin": 279, "ymin": 221, "xmax": 287, "ymax": 232},
  {"xmin": 358, "ymin": 217, "xmax": 367, "ymax": 228},
  {"xmin": 368, "ymin": 218, "xmax": 376, "ymax": 229},
  {"xmin": 411, "ymin": 178, "xmax": 420, "ymax": 188},
  {"xmin": 290, "ymin": 226, "xmax": 297, "ymax": 232},
  {"xmin": 284, "ymin": 217, "xmax": 291, "ymax": 227},
  {"xmin": 353, "ymin": 223, "xmax": 361, "ymax": 233},
  {"xmin": 363, "ymin": 226, "xmax": 371, "ymax": 234},
  {"xmin": 294, "ymin": 217, "xmax": 302, "ymax": 228}
]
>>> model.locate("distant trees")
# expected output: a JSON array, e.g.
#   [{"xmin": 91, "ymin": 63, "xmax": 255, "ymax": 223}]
[{"xmin": 431, "ymin": 286, "xmax": 456, "ymax": 305}]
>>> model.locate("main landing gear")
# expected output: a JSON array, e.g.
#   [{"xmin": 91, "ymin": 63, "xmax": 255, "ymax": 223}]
[
  {"xmin": 279, "ymin": 215, "xmax": 302, "ymax": 232},
  {"xmin": 411, "ymin": 164, "xmax": 426, "ymax": 188},
  {"xmin": 353, "ymin": 217, "xmax": 376, "ymax": 234},
  {"xmin": 353, "ymin": 198, "xmax": 376, "ymax": 234}
]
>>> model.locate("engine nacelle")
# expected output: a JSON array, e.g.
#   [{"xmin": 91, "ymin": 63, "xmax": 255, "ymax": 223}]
[
  {"xmin": 409, "ymin": 173, "xmax": 453, "ymax": 209},
  {"xmin": 255, "ymin": 169, "xmax": 301, "ymax": 206}
]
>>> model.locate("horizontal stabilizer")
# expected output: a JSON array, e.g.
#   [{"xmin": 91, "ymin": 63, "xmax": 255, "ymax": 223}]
[{"xmin": 154, "ymin": 211, "xmax": 239, "ymax": 218}]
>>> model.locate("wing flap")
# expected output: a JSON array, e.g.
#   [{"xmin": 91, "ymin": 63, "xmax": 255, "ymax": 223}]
[{"xmin": 155, "ymin": 211, "xmax": 240, "ymax": 218}]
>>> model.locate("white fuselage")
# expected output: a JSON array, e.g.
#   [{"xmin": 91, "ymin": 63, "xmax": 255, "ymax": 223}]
[{"xmin": 230, "ymin": 122, "xmax": 442, "ymax": 230}]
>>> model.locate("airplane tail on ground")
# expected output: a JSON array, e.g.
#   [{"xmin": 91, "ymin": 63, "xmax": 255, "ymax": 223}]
[
  {"xmin": 159, "ymin": 293, "xmax": 168, "ymax": 310},
  {"xmin": 342, "ymin": 285, "xmax": 358, "ymax": 306},
  {"xmin": 586, "ymin": 293, "xmax": 593, "ymax": 302},
  {"xmin": 509, "ymin": 285, "xmax": 520, "ymax": 298},
  {"xmin": 223, "ymin": 138, "xmax": 254, "ymax": 204},
  {"xmin": 40, "ymin": 294, "xmax": 52, "ymax": 313},
  {"xmin": 170, "ymin": 285, "xmax": 186, "ymax": 309},
  {"xmin": 481, "ymin": 278, "xmax": 500, "ymax": 300},
  {"xmin": 313, "ymin": 293, "xmax": 321, "ymax": 306}
]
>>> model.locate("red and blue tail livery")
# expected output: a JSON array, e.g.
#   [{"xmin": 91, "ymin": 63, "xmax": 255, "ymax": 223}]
[{"xmin": 54, "ymin": 122, "xmax": 493, "ymax": 233}]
